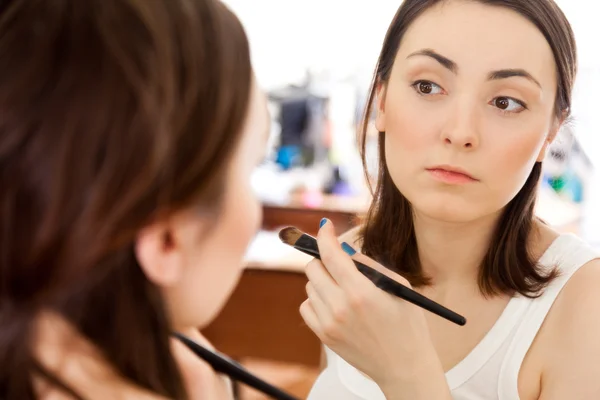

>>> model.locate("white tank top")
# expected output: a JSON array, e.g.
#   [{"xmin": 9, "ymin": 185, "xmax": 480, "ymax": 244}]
[{"xmin": 307, "ymin": 233, "xmax": 600, "ymax": 400}]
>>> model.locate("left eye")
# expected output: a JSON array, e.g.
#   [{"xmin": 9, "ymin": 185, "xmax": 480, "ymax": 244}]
[{"xmin": 491, "ymin": 97, "xmax": 525, "ymax": 112}]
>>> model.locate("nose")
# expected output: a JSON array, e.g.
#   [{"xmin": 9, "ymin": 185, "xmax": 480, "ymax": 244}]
[{"xmin": 441, "ymin": 98, "xmax": 480, "ymax": 150}]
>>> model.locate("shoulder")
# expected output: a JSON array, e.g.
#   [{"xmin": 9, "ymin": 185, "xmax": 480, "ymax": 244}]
[
  {"xmin": 550, "ymin": 257, "xmax": 600, "ymax": 331},
  {"xmin": 550, "ymin": 256, "xmax": 600, "ymax": 330},
  {"xmin": 338, "ymin": 225, "xmax": 363, "ymax": 250},
  {"xmin": 537, "ymin": 257, "xmax": 600, "ymax": 397}
]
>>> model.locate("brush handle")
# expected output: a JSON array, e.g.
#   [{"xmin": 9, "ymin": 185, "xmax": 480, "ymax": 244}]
[
  {"xmin": 352, "ymin": 261, "xmax": 466, "ymax": 326},
  {"xmin": 290, "ymin": 232, "xmax": 466, "ymax": 326},
  {"xmin": 173, "ymin": 333, "xmax": 299, "ymax": 400}
]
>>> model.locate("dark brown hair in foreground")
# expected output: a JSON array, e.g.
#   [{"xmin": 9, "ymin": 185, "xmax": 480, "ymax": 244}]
[{"xmin": 0, "ymin": 0, "xmax": 252, "ymax": 398}]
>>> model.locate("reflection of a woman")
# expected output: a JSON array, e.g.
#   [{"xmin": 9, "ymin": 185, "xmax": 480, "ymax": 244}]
[{"xmin": 304, "ymin": 1, "xmax": 600, "ymax": 399}]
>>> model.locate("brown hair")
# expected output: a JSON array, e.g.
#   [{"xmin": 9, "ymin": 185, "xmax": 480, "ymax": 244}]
[
  {"xmin": 358, "ymin": 0, "xmax": 577, "ymax": 298},
  {"xmin": 0, "ymin": 0, "xmax": 252, "ymax": 398}
]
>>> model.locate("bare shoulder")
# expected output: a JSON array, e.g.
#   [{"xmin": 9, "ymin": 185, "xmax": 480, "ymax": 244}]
[
  {"xmin": 549, "ymin": 257, "xmax": 600, "ymax": 334},
  {"xmin": 536, "ymin": 258, "xmax": 600, "ymax": 398},
  {"xmin": 338, "ymin": 225, "xmax": 363, "ymax": 249},
  {"xmin": 553, "ymin": 257, "xmax": 600, "ymax": 315}
]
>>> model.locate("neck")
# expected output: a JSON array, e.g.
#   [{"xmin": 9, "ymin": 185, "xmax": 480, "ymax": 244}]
[{"xmin": 412, "ymin": 211, "xmax": 500, "ymax": 288}]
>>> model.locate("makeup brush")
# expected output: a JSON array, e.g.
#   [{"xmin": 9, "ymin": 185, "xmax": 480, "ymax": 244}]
[
  {"xmin": 279, "ymin": 226, "xmax": 466, "ymax": 326},
  {"xmin": 173, "ymin": 333, "xmax": 299, "ymax": 400}
]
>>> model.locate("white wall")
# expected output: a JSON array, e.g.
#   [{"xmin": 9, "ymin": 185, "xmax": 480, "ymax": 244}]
[
  {"xmin": 222, "ymin": 0, "xmax": 400, "ymax": 89},
  {"xmin": 556, "ymin": 0, "xmax": 600, "ymax": 167}
]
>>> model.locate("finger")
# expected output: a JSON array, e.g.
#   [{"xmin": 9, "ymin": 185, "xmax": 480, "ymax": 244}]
[
  {"xmin": 316, "ymin": 219, "xmax": 362, "ymax": 289},
  {"xmin": 305, "ymin": 258, "xmax": 344, "ymax": 306},
  {"xmin": 299, "ymin": 299, "xmax": 324, "ymax": 339},
  {"xmin": 305, "ymin": 281, "xmax": 331, "ymax": 319}
]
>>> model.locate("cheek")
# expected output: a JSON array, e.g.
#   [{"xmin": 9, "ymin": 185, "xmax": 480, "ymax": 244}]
[
  {"xmin": 384, "ymin": 93, "xmax": 437, "ymax": 153},
  {"xmin": 227, "ymin": 181, "xmax": 262, "ymax": 252},
  {"xmin": 383, "ymin": 91, "xmax": 441, "ymax": 183},
  {"xmin": 210, "ymin": 178, "xmax": 261, "ymax": 285},
  {"xmin": 485, "ymin": 122, "xmax": 547, "ymax": 194},
  {"xmin": 171, "ymin": 180, "xmax": 262, "ymax": 329}
]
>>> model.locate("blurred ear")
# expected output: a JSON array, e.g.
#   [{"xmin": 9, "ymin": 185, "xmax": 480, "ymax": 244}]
[
  {"xmin": 374, "ymin": 83, "xmax": 388, "ymax": 133},
  {"xmin": 537, "ymin": 113, "xmax": 567, "ymax": 162},
  {"xmin": 134, "ymin": 218, "xmax": 185, "ymax": 288}
]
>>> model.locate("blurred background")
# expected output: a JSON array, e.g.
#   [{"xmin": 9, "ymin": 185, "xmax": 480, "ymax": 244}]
[{"xmin": 202, "ymin": 1, "xmax": 600, "ymax": 398}]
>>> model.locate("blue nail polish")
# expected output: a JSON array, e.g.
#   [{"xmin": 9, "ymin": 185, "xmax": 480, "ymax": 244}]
[
  {"xmin": 341, "ymin": 242, "xmax": 356, "ymax": 256},
  {"xmin": 319, "ymin": 218, "xmax": 327, "ymax": 228}
]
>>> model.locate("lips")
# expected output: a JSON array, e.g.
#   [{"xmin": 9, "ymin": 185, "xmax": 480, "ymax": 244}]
[
  {"xmin": 427, "ymin": 165, "xmax": 476, "ymax": 180},
  {"xmin": 426, "ymin": 165, "xmax": 478, "ymax": 184}
]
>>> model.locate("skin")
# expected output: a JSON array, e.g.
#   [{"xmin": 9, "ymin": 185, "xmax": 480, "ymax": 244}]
[
  {"xmin": 301, "ymin": 1, "xmax": 600, "ymax": 399},
  {"xmin": 35, "ymin": 79, "xmax": 271, "ymax": 399}
]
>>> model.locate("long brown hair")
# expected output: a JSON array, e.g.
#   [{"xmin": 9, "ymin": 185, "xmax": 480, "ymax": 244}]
[
  {"xmin": 358, "ymin": 0, "xmax": 577, "ymax": 298},
  {"xmin": 0, "ymin": 0, "xmax": 252, "ymax": 398}
]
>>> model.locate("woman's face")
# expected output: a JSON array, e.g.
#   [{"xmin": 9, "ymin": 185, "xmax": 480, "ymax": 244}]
[
  {"xmin": 136, "ymin": 79, "xmax": 270, "ymax": 330},
  {"xmin": 376, "ymin": 0, "xmax": 560, "ymax": 223}
]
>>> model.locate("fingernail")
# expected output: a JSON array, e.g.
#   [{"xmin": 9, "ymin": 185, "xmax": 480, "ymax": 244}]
[
  {"xmin": 341, "ymin": 242, "xmax": 356, "ymax": 256},
  {"xmin": 319, "ymin": 218, "xmax": 327, "ymax": 228}
]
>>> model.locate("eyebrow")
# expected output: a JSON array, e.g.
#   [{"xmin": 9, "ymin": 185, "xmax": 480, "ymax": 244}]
[
  {"xmin": 487, "ymin": 69, "xmax": 541, "ymax": 88},
  {"xmin": 407, "ymin": 49, "xmax": 457, "ymax": 73},
  {"xmin": 406, "ymin": 48, "xmax": 542, "ymax": 88}
]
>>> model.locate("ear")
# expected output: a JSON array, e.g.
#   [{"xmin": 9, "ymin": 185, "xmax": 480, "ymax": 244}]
[
  {"xmin": 134, "ymin": 218, "xmax": 185, "ymax": 288},
  {"xmin": 374, "ymin": 82, "xmax": 387, "ymax": 133},
  {"xmin": 536, "ymin": 114, "xmax": 566, "ymax": 162}
]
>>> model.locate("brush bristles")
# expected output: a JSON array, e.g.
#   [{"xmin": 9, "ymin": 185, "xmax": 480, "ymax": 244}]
[{"xmin": 278, "ymin": 226, "xmax": 303, "ymax": 246}]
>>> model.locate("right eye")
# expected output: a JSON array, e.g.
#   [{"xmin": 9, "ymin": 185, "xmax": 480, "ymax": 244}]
[{"xmin": 411, "ymin": 80, "xmax": 444, "ymax": 95}]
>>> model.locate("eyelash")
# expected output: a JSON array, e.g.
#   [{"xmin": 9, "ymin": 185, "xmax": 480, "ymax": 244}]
[{"xmin": 410, "ymin": 80, "xmax": 529, "ymax": 115}]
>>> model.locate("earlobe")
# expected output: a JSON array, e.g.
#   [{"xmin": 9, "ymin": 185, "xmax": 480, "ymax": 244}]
[
  {"xmin": 374, "ymin": 83, "xmax": 387, "ymax": 132},
  {"xmin": 134, "ymin": 223, "xmax": 184, "ymax": 287}
]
